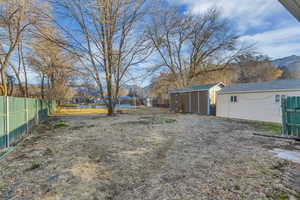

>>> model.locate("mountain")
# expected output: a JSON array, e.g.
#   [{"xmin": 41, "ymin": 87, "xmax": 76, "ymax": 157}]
[
  {"xmin": 75, "ymin": 87, "xmax": 99, "ymax": 97},
  {"xmin": 122, "ymin": 84, "xmax": 146, "ymax": 96},
  {"xmin": 142, "ymin": 85, "xmax": 151, "ymax": 95},
  {"xmin": 272, "ymin": 55, "xmax": 300, "ymax": 78},
  {"xmin": 122, "ymin": 84, "xmax": 152, "ymax": 96}
]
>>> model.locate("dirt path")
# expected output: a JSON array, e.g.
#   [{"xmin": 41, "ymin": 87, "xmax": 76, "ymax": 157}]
[{"xmin": 0, "ymin": 108, "xmax": 299, "ymax": 200}]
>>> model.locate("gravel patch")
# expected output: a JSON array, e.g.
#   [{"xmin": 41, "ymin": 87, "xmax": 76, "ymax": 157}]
[{"xmin": 0, "ymin": 108, "xmax": 299, "ymax": 200}]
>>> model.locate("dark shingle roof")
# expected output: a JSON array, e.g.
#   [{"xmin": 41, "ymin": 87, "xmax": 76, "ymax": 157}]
[
  {"xmin": 169, "ymin": 83, "xmax": 222, "ymax": 94},
  {"xmin": 218, "ymin": 78, "xmax": 300, "ymax": 94}
]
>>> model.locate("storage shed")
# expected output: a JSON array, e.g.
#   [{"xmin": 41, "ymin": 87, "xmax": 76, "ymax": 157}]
[
  {"xmin": 169, "ymin": 83, "xmax": 224, "ymax": 115},
  {"xmin": 216, "ymin": 78, "xmax": 300, "ymax": 123}
]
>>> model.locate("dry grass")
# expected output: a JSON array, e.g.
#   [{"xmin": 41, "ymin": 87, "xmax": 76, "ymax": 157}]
[
  {"xmin": 54, "ymin": 107, "xmax": 107, "ymax": 115},
  {"xmin": 68, "ymin": 162, "xmax": 98, "ymax": 182},
  {"xmin": 0, "ymin": 108, "xmax": 299, "ymax": 200}
]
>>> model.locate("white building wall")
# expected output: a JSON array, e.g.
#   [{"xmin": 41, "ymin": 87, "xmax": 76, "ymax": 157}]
[
  {"xmin": 209, "ymin": 85, "xmax": 224, "ymax": 105},
  {"xmin": 216, "ymin": 90, "xmax": 300, "ymax": 123}
]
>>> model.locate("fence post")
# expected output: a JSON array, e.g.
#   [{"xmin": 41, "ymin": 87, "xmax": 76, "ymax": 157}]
[
  {"xmin": 281, "ymin": 98, "xmax": 285, "ymax": 135},
  {"xmin": 36, "ymin": 99, "xmax": 39, "ymax": 125},
  {"xmin": 25, "ymin": 98, "xmax": 28, "ymax": 134},
  {"xmin": 281, "ymin": 98, "xmax": 287, "ymax": 136},
  {"xmin": 6, "ymin": 96, "xmax": 9, "ymax": 148}
]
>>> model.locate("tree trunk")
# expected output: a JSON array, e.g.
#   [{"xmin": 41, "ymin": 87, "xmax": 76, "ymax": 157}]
[
  {"xmin": 41, "ymin": 73, "xmax": 45, "ymax": 99},
  {"xmin": 107, "ymin": 103, "xmax": 114, "ymax": 116},
  {"xmin": 10, "ymin": 63, "xmax": 26, "ymax": 96},
  {"xmin": 20, "ymin": 42, "xmax": 28, "ymax": 97},
  {"xmin": 7, "ymin": 76, "xmax": 13, "ymax": 96},
  {"xmin": 106, "ymin": 79, "xmax": 115, "ymax": 116},
  {"xmin": 0, "ymin": 68, "xmax": 8, "ymax": 96}
]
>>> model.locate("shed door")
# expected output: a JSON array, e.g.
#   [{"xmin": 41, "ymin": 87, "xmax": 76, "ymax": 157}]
[
  {"xmin": 170, "ymin": 94, "xmax": 176, "ymax": 112},
  {"xmin": 191, "ymin": 92, "xmax": 198, "ymax": 113},
  {"xmin": 198, "ymin": 91, "xmax": 209, "ymax": 115},
  {"xmin": 180, "ymin": 93, "xmax": 189, "ymax": 113},
  {"xmin": 170, "ymin": 93, "xmax": 181, "ymax": 112}
]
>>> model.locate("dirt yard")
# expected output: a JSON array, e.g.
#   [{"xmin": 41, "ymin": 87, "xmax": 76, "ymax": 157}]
[{"xmin": 0, "ymin": 107, "xmax": 300, "ymax": 200}]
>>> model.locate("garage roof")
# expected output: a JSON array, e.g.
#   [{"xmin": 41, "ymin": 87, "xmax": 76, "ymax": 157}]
[
  {"xmin": 169, "ymin": 83, "xmax": 222, "ymax": 94},
  {"xmin": 218, "ymin": 78, "xmax": 300, "ymax": 94},
  {"xmin": 279, "ymin": 0, "xmax": 300, "ymax": 21}
]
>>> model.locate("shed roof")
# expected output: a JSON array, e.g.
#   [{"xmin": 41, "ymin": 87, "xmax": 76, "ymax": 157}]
[
  {"xmin": 218, "ymin": 78, "xmax": 300, "ymax": 94},
  {"xmin": 279, "ymin": 0, "xmax": 300, "ymax": 22},
  {"xmin": 169, "ymin": 83, "xmax": 222, "ymax": 94}
]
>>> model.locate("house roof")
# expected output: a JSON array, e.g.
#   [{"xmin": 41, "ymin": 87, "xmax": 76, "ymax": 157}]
[
  {"xmin": 279, "ymin": 0, "xmax": 300, "ymax": 22},
  {"xmin": 218, "ymin": 78, "xmax": 300, "ymax": 94},
  {"xmin": 169, "ymin": 83, "xmax": 222, "ymax": 94}
]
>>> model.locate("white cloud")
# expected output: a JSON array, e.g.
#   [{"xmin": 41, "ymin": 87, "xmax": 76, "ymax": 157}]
[
  {"xmin": 169, "ymin": 0, "xmax": 300, "ymax": 58},
  {"xmin": 240, "ymin": 26, "xmax": 300, "ymax": 58},
  {"xmin": 170, "ymin": 0, "xmax": 284, "ymax": 32}
]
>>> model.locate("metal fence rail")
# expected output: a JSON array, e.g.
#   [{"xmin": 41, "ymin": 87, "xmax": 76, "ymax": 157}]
[
  {"xmin": 282, "ymin": 96, "xmax": 300, "ymax": 137},
  {"xmin": 0, "ymin": 96, "xmax": 56, "ymax": 149}
]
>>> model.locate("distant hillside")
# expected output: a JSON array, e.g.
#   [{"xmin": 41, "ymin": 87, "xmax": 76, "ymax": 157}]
[
  {"xmin": 272, "ymin": 55, "xmax": 300, "ymax": 78},
  {"xmin": 122, "ymin": 84, "xmax": 147, "ymax": 96}
]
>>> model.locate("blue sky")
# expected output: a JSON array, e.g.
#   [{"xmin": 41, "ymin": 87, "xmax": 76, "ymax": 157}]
[
  {"xmin": 169, "ymin": 0, "xmax": 300, "ymax": 59},
  {"xmin": 41, "ymin": 0, "xmax": 300, "ymax": 87}
]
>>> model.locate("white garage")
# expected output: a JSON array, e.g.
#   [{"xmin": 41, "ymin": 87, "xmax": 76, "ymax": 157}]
[{"xmin": 216, "ymin": 78, "xmax": 300, "ymax": 123}]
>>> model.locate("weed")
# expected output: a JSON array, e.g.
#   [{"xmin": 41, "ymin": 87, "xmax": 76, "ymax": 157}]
[
  {"xmin": 30, "ymin": 160, "xmax": 41, "ymax": 170},
  {"xmin": 0, "ymin": 183, "xmax": 8, "ymax": 190},
  {"xmin": 69, "ymin": 125, "xmax": 85, "ymax": 130},
  {"xmin": 112, "ymin": 117, "xmax": 176, "ymax": 127},
  {"xmin": 240, "ymin": 120, "xmax": 282, "ymax": 136},
  {"xmin": 258, "ymin": 123, "xmax": 282, "ymax": 136},
  {"xmin": 86, "ymin": 124, "xmax": 96, "ymax": 128},
  {"xmin": 114, "ymin": 121, "xmax": 152, "ymax": 126},
  {"xmin": 54, "ymin": 121, "xmax": 69, "ymax": 128},
  {"xmin": 162, "ymin": 118, "xmax": 177, "ymax": 124},
  {"xmin": 139, "ymin": 116, "xmax": 153, "ymax": 120},
  {"xmin": 150, "ymin": 117, "xmax": 177, "ymax": 124},
  {"xmin": 278, "ymin": 193, "xmax": 289, "ymax": 200},
  {"xmin": 258, "ymin": 166, "xmax": 276, "ymax": 177},
  {"xmin": 69, "ymin": 124, "xmax": 95, "ymax": 130},
  {"xmin": 268, "ymin": 191, "xmax": 294, "ymax": 200}
]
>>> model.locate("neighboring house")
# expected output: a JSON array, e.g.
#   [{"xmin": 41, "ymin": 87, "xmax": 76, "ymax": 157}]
[
  {"xmin": 216, "ymin": 78, "xmax": 300, "ymax": 123},
  {"xmin": 169, "ymin": 83, "xmax": 224, "ymax": 115},
  {"xmin": 279, "ymin": 0, "xmax": 300, "ymax": 22}
]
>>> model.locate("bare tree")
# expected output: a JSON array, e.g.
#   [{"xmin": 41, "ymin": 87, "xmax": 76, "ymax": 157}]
[
  {"xmin": 0, "ymin": 0, "xmax": 39, "ymax": 95},
  {"xmin": 234, "ymin": 54, "xmax": 283, "ymax": 83},
  {"xmin": 149, "ymin": 53, "xmax": 284, "ymax": 104},
  {"xmin": 29, "ymin": 29, "xmax": 77, "ymax": 101},
  {"xmin": 8, "ymin": 40, "xmax": 29, "ymax": 97},
  {"xmin": 0, "ymin": 0, "xmax": 53, "ymax": 97},
  {"xmin": 48, "ymin": 0, "xmax": 153, "ymax": 115},
  {"xmin": 147, "ymin": 7, "xmax": 250, "ymax": 88}
]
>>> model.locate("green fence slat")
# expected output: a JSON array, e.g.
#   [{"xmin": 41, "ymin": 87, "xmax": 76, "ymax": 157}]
[
  {"xmin": 0, "ymin": 96, "xmax": 6, "ymax": 148},
  {"xmin": 282, "ymin": 96, "xmax": 300, "ymax": 137},
  {"xmin": 0, "ymin": 97, "xmax": 57, "ymax": 149}
]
